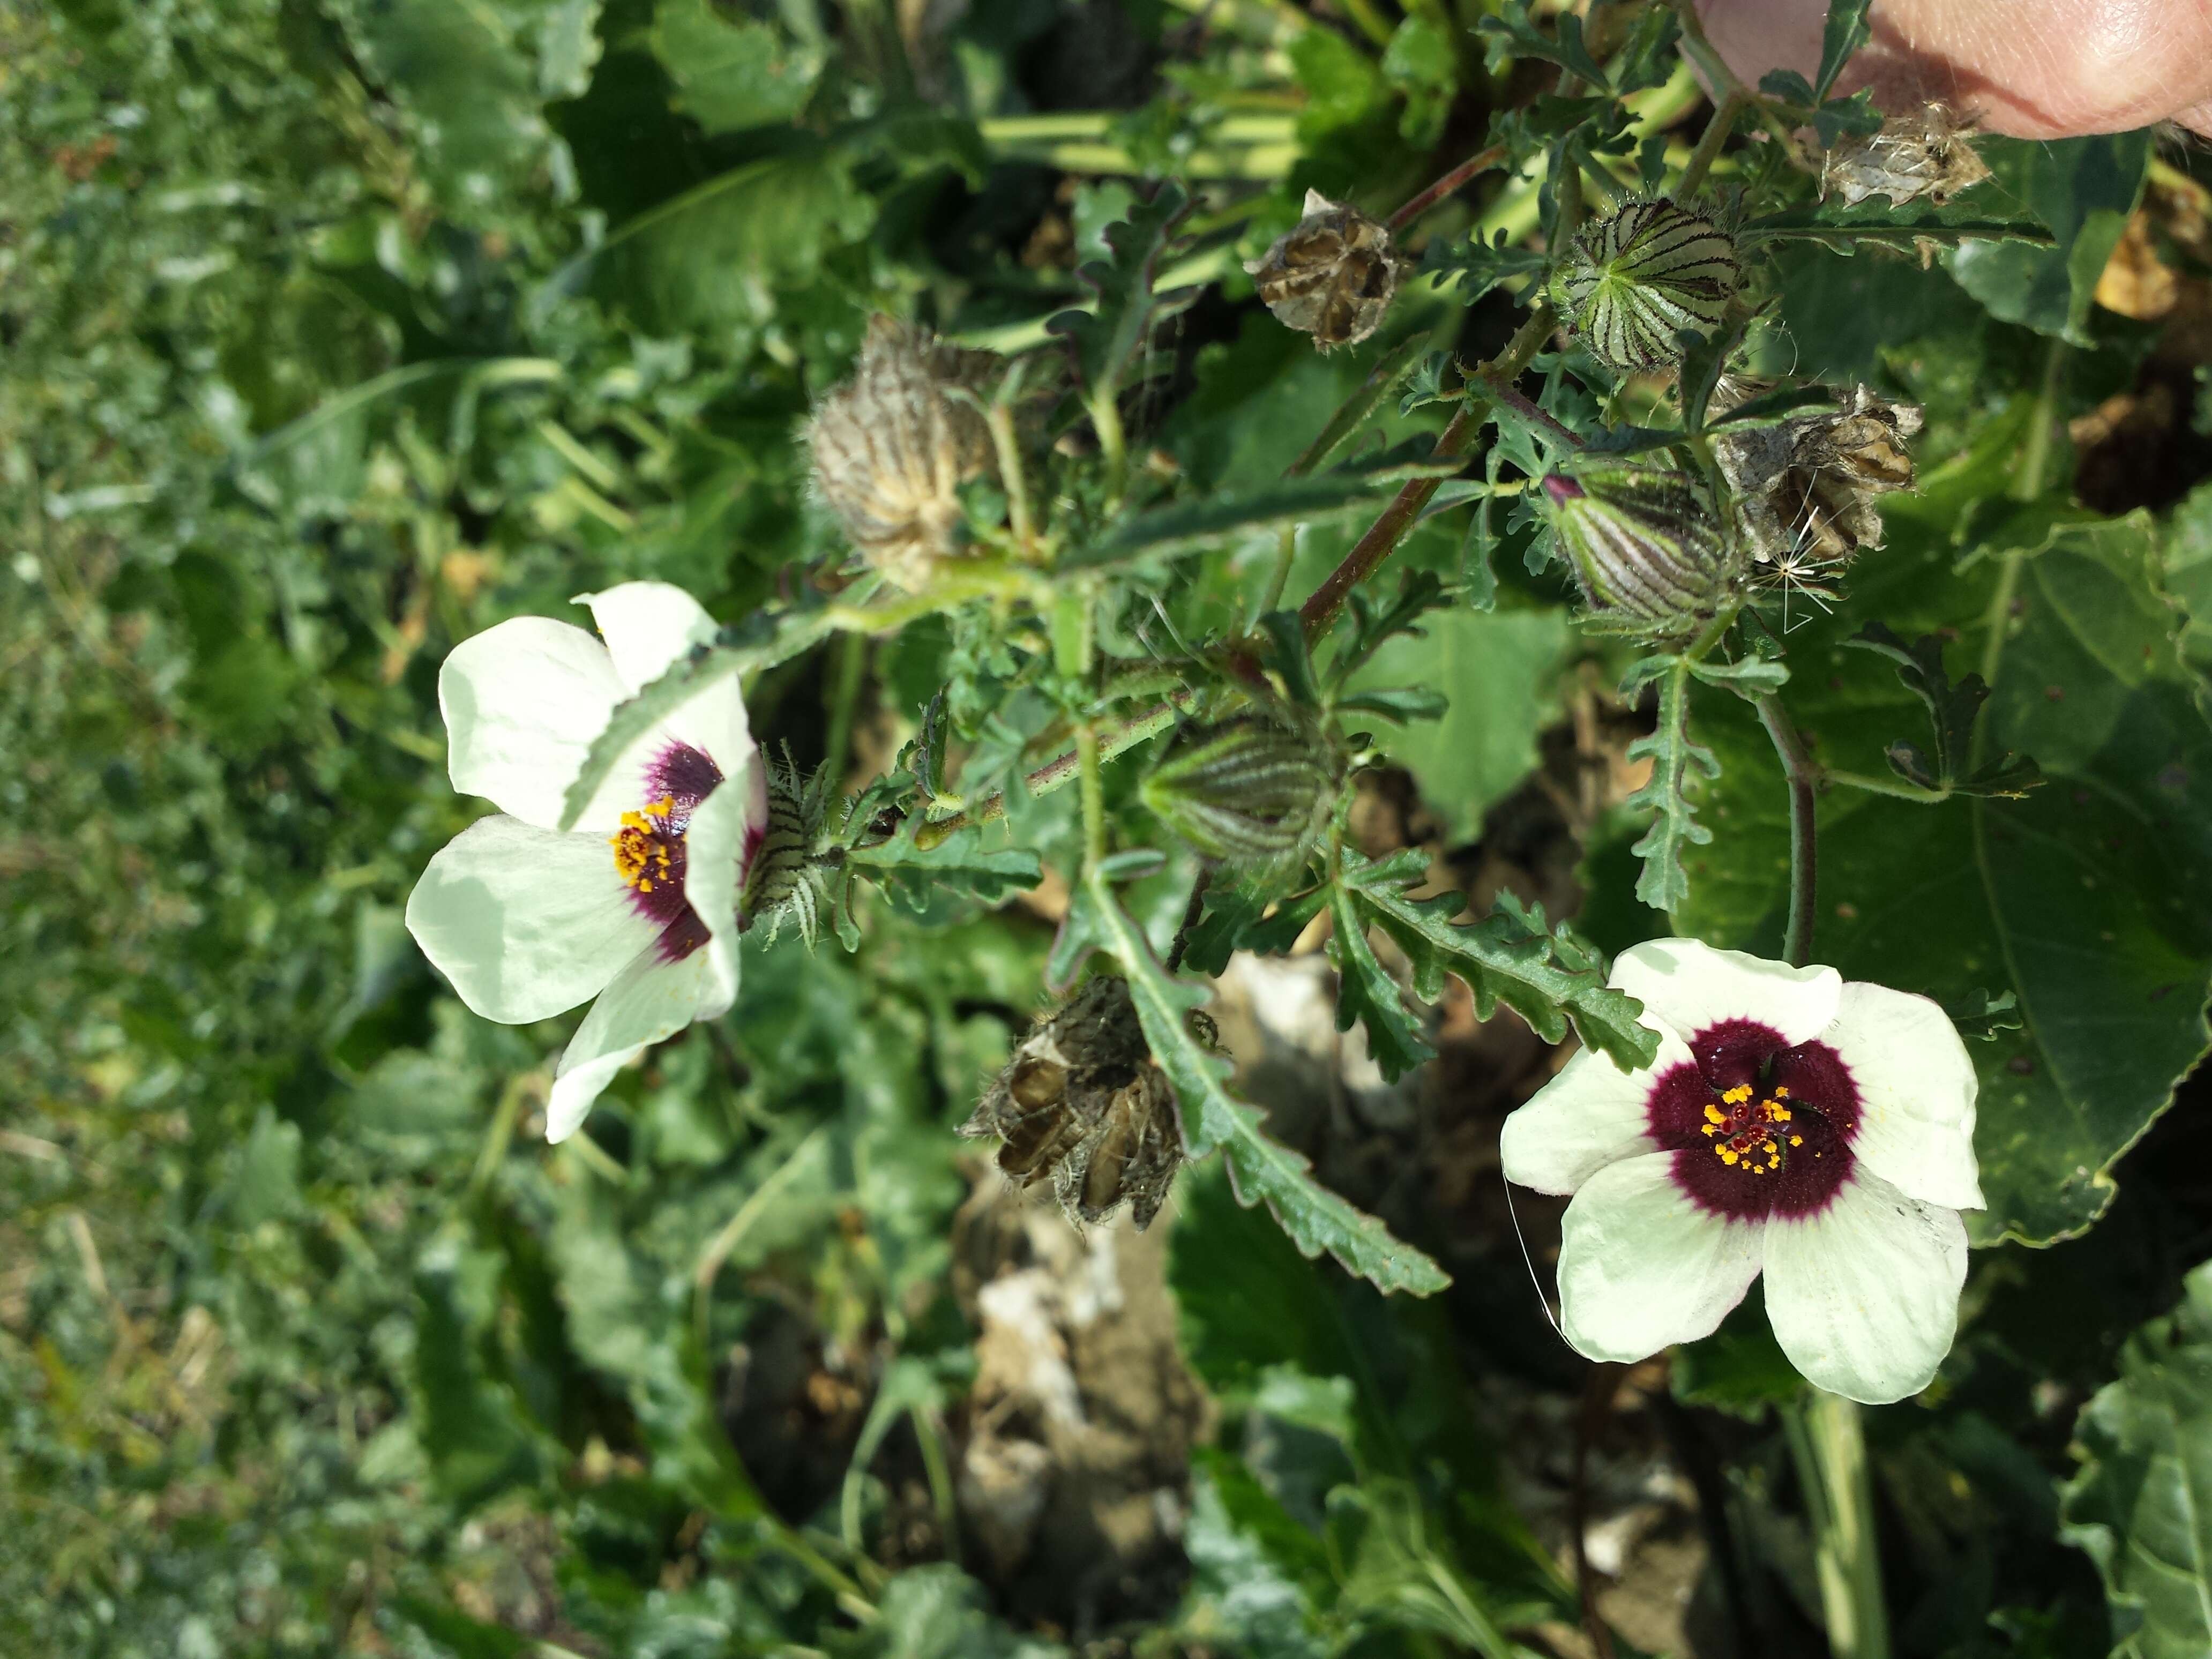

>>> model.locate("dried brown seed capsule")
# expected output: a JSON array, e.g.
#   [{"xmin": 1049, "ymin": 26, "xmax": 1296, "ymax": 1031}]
[
  {"xmin": 1713, "ymin": 380, "xmax": 1924, "ymax": 593},
  {"xmin": 805, "ymin": 315, "xmax": 1001, "ymax": 590},
  {"xmin": 1821, "ymin": 103, "xmax": 1990, "ymax": 210},
  {"xmin": 961, "ymin": 975, "xmax": 1208, "ymax": 1231},
  {"xmin": 1244, "ymin": 190, "xmax": 1401, "ymax": 352}
]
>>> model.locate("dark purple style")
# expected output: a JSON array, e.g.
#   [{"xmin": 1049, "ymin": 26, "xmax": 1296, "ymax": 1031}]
[
  {"xmin": 611, "ymin": 741, "xmax": 724, "ymax": 963},
  {"xmin": 1644, "ymin": 1018, "xmax": 1860, "ymax": 1221}
]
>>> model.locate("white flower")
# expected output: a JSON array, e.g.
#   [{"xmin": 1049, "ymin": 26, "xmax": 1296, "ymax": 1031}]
[
  {"xmin": 1501, "ymin": 938, "xmax": 1982, "ymax": 1404},
  {"xmin": 405, "ymin": 582, "xmax": 768, "ymax": 1144}
]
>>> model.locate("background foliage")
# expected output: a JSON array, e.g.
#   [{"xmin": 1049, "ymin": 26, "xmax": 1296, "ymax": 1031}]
[{"xmin": 8, "ymin": 0, "xmax": 2212, "ymax": 1654}]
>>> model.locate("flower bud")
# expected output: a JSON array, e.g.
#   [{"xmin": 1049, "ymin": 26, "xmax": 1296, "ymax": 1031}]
[
  {"xmin": 742, "ymin": 751, "xmax": 836, "ymax": 946},
  {"xmin": 1140, "ymin": 715, "xmax": 1338, "ymax": 873},
  {"xmin": 806, "ymin": 316, "xmax": 1000, "ymax": 591},
  {"xmin": 1821, "ymin": 103, "xmax": 1990, "ymax": 209},
  {"xmin": 1550, "ymin": 199, "xmax": 1746, "ymax": 372},
  {"xmin": 1245, "ymin": 190, "xmax": 1401, "ymax": 352},
  {"xmin": 962, "ymin": 975, "xmax": 1197, "ymax": 1230},
  {"xmin": 1540, "ymin": 457, "xmax": 1739, "ymax": 641}
]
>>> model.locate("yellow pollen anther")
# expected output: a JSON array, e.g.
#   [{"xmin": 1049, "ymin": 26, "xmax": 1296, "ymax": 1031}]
[
  {"xmin": 1701, "ymin": 1124, "xmax": 1717, "ymax": 1136},
  {"xmin": 1789, "ymin": 1134, "xmax": 1803, "ymax": 1146},
  {"xmin": 1722, "ymin": 1084, "xmax": 1753, "ymax": 1105},
  {"xmin": 1703, "ymin": 1103, "xmax": 1726, "ymax": 1124},
  {"xmin": 1773, "ymin": 1086, "xmax": 1789, "ymax": 1098}
]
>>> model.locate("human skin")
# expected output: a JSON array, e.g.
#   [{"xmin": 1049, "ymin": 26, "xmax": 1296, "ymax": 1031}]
[{"xmin": 1696, "ymin": 0, "xmax": 2212, "ymax": 138}]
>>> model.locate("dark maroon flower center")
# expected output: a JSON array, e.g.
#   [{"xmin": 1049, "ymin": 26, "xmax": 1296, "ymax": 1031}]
[
  {"xmin": 1645, "ymin": 1018, "xmax": 1859, "ymax": 1221},
  {"xmin": 610, "ymin": 742, "xmax": 723, "ymax": 962}
]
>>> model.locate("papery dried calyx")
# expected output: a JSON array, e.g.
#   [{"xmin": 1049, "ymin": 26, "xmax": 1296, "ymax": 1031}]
[
  {"xmin": 1550, "ymin": 199, "xmax": 1746, "ymax": 372},
  {"xmin": 806, "ymin": 315, "xmax": 1002, "ymax": 591},
  {"xmin": 1140, "ymin": 714, "xmax": 1339, "ymax": 875},
  {"xmin": 1821, "ymin": 103, "xmax": 1990, "ymax": 209},
  {"xmin": 1712, "ymin": 379, "xmax": 1923, "ymax": 601},
  {"xmin": 963, "ymin": 975, "xmax": 1208, "ymax": 1230},
  {"xmin": 1540, "ymin": 455, "xmax": 1741, "ymax": 641},
  {"xmin": 1245, "ymin": 190, "xmax": 1401, "ymax": 352}
]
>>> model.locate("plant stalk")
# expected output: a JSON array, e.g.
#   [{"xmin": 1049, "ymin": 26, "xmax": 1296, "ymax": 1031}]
[
  {"xmin": 1785, "ymin": 1391, "xmax": 1890, "ymax": 1659},
  {"xmin": 1755, "ymin": 690, "xmax": 1819, "ymax": 968},
  {"xmin": 1675, "ymin": 91, "xmax": 1743, "ymax": 197},
  {"xmin": 1389, "ymin": 143, "xmax": 1509, "ymax": 233},
  {"xmin": 1296, "ymin": 302, "xmax": 1556, "ymax": 644}
]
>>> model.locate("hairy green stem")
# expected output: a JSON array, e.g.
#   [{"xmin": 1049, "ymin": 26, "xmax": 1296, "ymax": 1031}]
[
  {"xmin": 1675, "ymin": 91, "xmax": 1743, "ymax": 197},
  {"xmin": 1077, "ymin": 721, "xmax": 1107, "ymax": 870},
  {"xmin": 1825, "ymin": 768, "xmax": 1948, "ymax": 804},
  {"xmin": 823, "ymin": 632, "xmax": 868, "ymax": 788},
  {"xmin": 915, "ymin": 691, "xmax": 1193, "ymax": 846},
  {"xmin": 1785, "ymin": 1391, "xmax": 1890, "ymax": 1659},
  {"xmin": 1296, "ymin": 302, "xmax": 1557, "ymax": 644},
  {"xmin": 1755, "ymin": 690, "xmax": 1820, "ymax": 968},
  {"xmin": 1389, "ymin": 143, "xmax": 1510, "ymax": 233}
]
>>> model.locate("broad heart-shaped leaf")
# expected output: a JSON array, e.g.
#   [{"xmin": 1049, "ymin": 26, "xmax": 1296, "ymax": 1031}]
[
  {"xmin": 1946, "ymin": 132, "xmax": 2151, "ymax": 344},
  {"xmin": 534, "ymin": 145, "xmax": 874, "ymax": 336},
  {"xmin": 1342, "ymin": 605, "xmax": 1571, "ymax": 843},
  {"xmin": 2060, "ymin": 1258, "xmax": 2212, "ymax": 1658},
  {"xmin": 845, "ymin": 814, "xmax": 1041, "ymax": 909},
  {"xmin": 651, "ymin": 0, "xmax": 826, "ymax": 134},
  {"xmin": 1062, "ymin": 871, "xmax": 1449, "ymax": 1295},
  {"xmin": 344, "ymin": 0, "xmax": 555, "ymax": 218},
  {"xmin": 1045, "ymin": 182, "xmax": 1192, "ymax": 408},
  {"xmin": 1673, "ymin": 487, "xmax": 2212, "ymax": 1245},
  {"xmin": 1336, "ymin": 847, "xmax": 1661, "ymax": 1073}
]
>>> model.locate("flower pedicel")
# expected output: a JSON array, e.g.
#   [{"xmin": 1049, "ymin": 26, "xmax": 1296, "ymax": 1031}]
[
  {"xmin": 405, "ymin": 583, "xmax": 770, "ymax": 1142},
  {"xmin": 1501, "ymin": 937, "xmax": 1981, "ymax": 1404}
]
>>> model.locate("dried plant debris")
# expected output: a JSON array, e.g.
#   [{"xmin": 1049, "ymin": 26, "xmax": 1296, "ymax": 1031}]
[
  {"xmin": 1820, "ymin": 102, "xmax": 1991, "ymax": 208},
  {"xmin": 1245, "ymin": 189, "xmax": 1402, "ymax": 352},
  {"xmin": 963, "ymin": 975, "xmax": 1212, "ymax": 1230},
  {"xmin": 806, "ymin": 314, "xmax": 1002, "ymax": 589},
  {"xmin": 1713, "ymin": 380, "xmax": 1923, "ymax": 605}
]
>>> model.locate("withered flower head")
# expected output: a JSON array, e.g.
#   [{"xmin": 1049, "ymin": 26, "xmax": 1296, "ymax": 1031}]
[
  {"xmin": 963, "ymin": 975, "xmax": 1211, "ymax": 1231},
  {"xmin": 1820, "ymin": 103, "xmax": 1991, "ymax": 209},
  {"xmin": 1244, "ymin": 189, "xmax": 1401, "ymax": 352},
  {"xmin": 1539, "ymin": 455, "xmax": 1741, "ymax": 642},
  {"xmin": 1141, "ymin": 714, "xmax": 1339, "ymax": 876},
  {"xmin": 805, "ymin": 315, "xmax": 1001, "ymax": 591},
  {"xmin": 1713, "ymin": 380, "xmax": 1924, "ymax": 595}
]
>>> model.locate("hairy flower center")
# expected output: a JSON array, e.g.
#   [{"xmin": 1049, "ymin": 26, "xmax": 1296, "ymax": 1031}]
[
  {"xmin": 1646, "ymin": 1018, "xmax": 1859, "ymax": 1221},
  {"xmin": 1699, "ymin": 1083, "xmax": 1802, "ymax": 1174},
  {"xmin": 613, "ymin": 796, "xmax": 683, "ymax": 894},
  {"xmin": 609, "ymin": 743, "xmax": 724, "ymax": 962}
]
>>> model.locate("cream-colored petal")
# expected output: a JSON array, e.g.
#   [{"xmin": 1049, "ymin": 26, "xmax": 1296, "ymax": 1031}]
[
  {"xmin": 1500, "ymin": 1020, "xmax": 1695, "ymax": 1195},
  {"xmin": 1821, "ymin": 981, "xmax": 1983, "ymax": 1210},
  {"xmin": 576, "ymin": 582, "xmax": 758, "ymax": 797},
  {"xmin": 545, "ymin": 941, "xmax": 718, "ymax": 1143},
  {"xmin": 1611, "ymin": 937, "xmax": 1841, "ymax": 1049},
  {"xmin": 1764, "ymin": 1168, "xmax": 1968, "ymax": 1405},
  {"xmin": 440, "ymin": 618, "xmax": 626, "ymax": 831},
  {"xmin": 1557, "ymin": 1152, "xmax": 1764, "ymax": 1364},
  {"xmin": 406, "ymin": 815, "xmax": 654, "ymax": 1023},
  {"xmin": 578, "ymin": 582, "xmax": 718, "ymax": 696}
]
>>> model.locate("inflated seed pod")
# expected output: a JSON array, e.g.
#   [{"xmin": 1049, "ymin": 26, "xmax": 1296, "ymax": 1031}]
[
  {"xmin": 1540, "ymin": 456, "xmax": 1740, "ymax": 641},
  {"xmin": 1550, "ymin": 199, "xmax": 1746, "ymax": 372},
  {"xmin": 805, "ymin": 315, "xmax": 1000, "ymax": 589},
  {"xmin": 1139, "ymin": 714, "xmax": 1338, "ymax": 875}
]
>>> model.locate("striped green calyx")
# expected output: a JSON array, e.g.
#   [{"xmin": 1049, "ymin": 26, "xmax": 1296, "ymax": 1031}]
[
  {"xmin": 742, "ymin": 750, "xmax": 839, "ymax": 947},
  {"xmin": 1541, "ymin": 457, "xmax": 1740, "ymax": 642},
  {"xmin": 1550, "ymin": 199, "xmax": 1745, "ymax": 372},
  {"xmin": 1141, "ymin": 716, "xmax": 1337, "ymax": 872}
]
